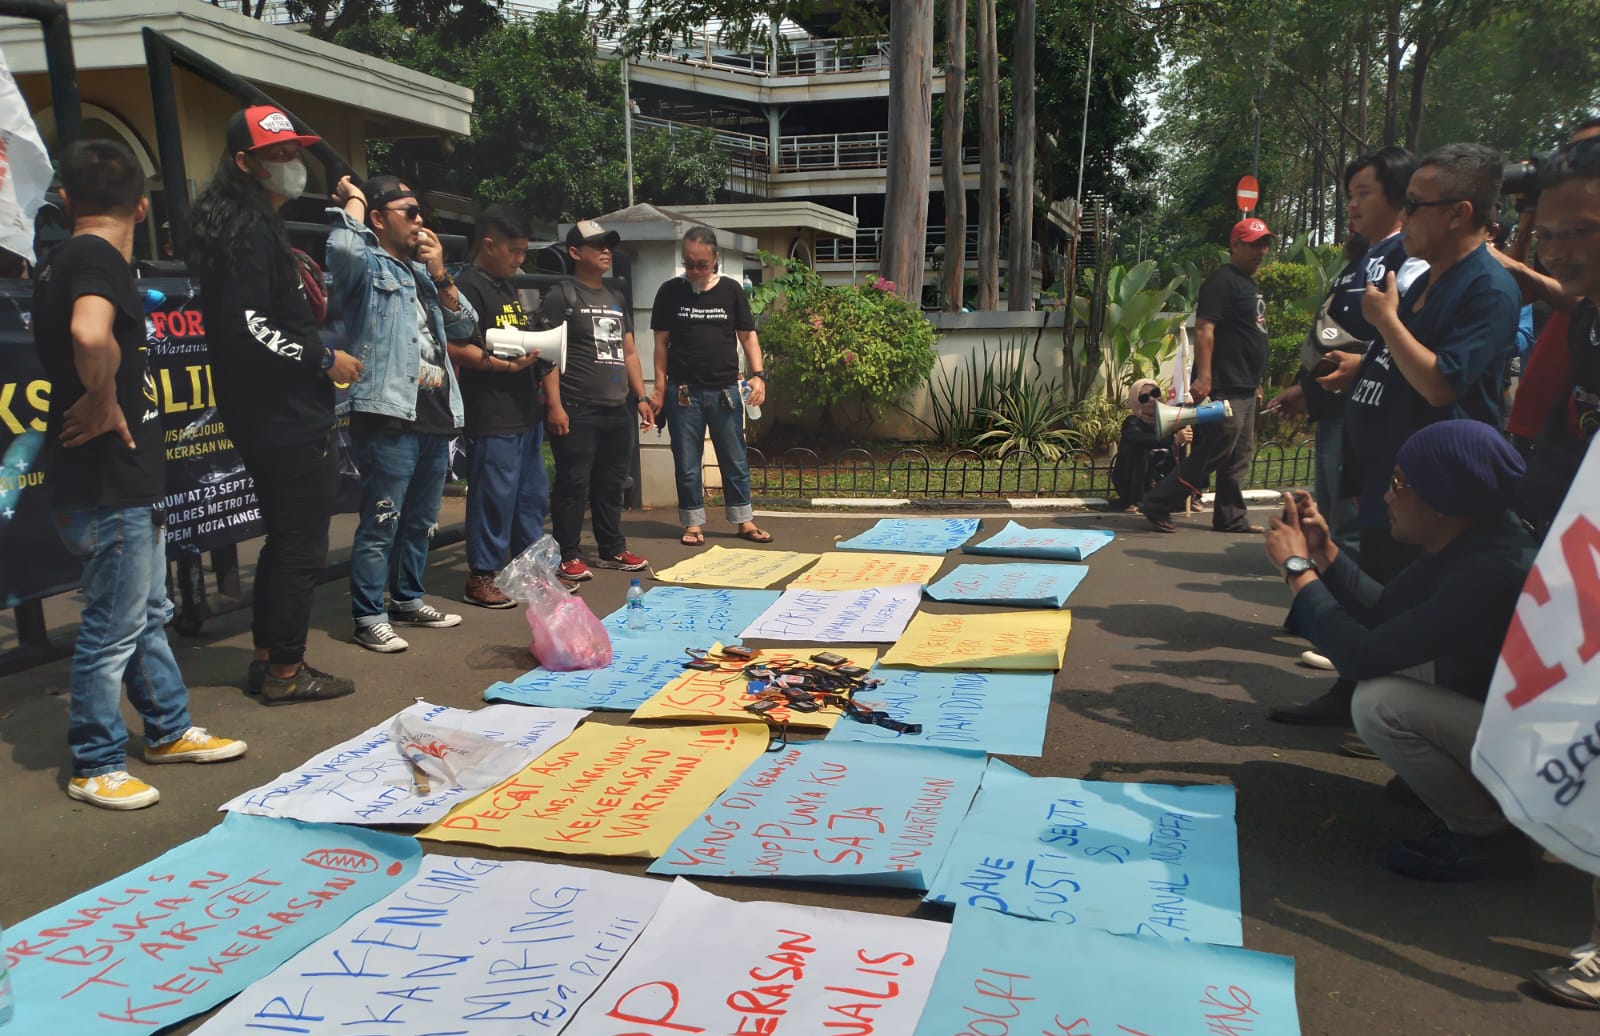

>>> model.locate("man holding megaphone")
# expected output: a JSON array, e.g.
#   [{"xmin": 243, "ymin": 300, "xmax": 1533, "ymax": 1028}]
[{"xmin": 1141, "ymin": 219, "xmax": 1274, "ymax": 533}]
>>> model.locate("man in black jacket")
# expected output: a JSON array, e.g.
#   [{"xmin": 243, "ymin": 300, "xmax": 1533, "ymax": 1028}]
[{"xmin": 1266, "ymin": 419, "xmax": 1535, "ymax": 881}]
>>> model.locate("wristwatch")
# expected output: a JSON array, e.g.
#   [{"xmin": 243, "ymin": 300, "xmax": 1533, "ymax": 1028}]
[
  {"xmin": 431, "ymin": 269, "xmax": 455, "ymax": 289},
  {"xmin": 319, "ymin": 347, "xmax": 336, "ymax": 371},
  {"xmin": 1283, "ymin": 556, "xmax": 1315, "ymax": 578},
  {"xmin": 747, "ymin": 370, "xmax": 766, "ymax": 381}
]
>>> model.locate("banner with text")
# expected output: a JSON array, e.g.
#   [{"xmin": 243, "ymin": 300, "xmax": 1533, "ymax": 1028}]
[
  {"xmin": 219, "ymin": 702, "xmax": 588, "ymax": 826},
  {"xmin": 912, "ymin": 905, "xmax": 1301, "ymax": 1036},
  {"xmin": 824, "ymin": 668, "xmax": 1054, "ymax": 756},
  {"xmin": 653, "ymin": 546, "xmax": 820, "ymax": 588},
  {"xmin": 420, "ymin": 722, "xmax": 770, "ymax": 858},
  {"xmin": 925, "ymin": 762, "xmax": 1244, "ymax": 945},
  {"xmin": 562, "ymin": 878, "xmax": 951, "ymax": 1036},
  {"xmin": 650, "ymin": 741, "xmax": 985, "ymax": 889},
  {"xmin": 486, "ymin": 633, "xmax": 688, "ymax": 711},
  {"xmin": 835, "ymin": 517, "xmax": 981, "ymax": 554},
  {"xmin": 788, "ymin": 551, "xmax": 946, "ymax": 590},
  {"xmin": 195, "ymin": 854, "xmax": 669, "ymax": 1036},
  {"xmin": 925, "ymin": 562, "xmax": 1089, "ymax": 608},
  {"xmin": 3, "ymin": 813, "xmax": 419, "ymax": 1036},
  {"xmin": 881, "ymin": 610, "xmax": 1073, "ymax": 669},
  {"xmin": 601, "ymin": 586, "xmax": 780, "ymax": 643},
  {"xmin": 964, "ymin": 520, "xmax": 1116, "ymax": 561},
  {"xmin": 632, "ymin": 646, "xmax": 879, "ymax": 729},
  {"xmin": 739, "ymin": 584, "xmax": 923, "ymax": 643}
]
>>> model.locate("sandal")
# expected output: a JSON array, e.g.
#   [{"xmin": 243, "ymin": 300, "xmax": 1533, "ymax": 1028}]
[
  {"xmin": 680, "ymin": 528, "xmax": 706, "ymax": 546},
  {"xmin": 736, "ymin": 525, "xmax": 774, "ymax": 544}
]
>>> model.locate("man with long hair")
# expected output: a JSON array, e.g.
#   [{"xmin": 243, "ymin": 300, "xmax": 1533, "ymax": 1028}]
[
  {"xmin": 35, "ymin": 140, "xmax": 246, "ymax": 808},
  {"xmin": 189, "ymin": 106, "xmax": 361, "ymax": 704}
]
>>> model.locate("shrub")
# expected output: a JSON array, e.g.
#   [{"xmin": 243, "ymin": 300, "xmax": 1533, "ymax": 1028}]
[
  {"xmin": 974, "ymin": 388, "xmax": 1079, "ymax": 460},
  {"xmin": 1066, "ymin": 395, "xmax": 1125, "ymax": 453}
]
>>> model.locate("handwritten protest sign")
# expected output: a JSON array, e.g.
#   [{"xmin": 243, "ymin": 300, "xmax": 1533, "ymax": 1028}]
[
  {"xmin": 601, "ymin": 586, "xmax": 779, "ymax": 643},
  {"xmin": 633, "ymin": 646, "xmax": 879, "ymax": 729},
  {"xmin": 881, "ymin": 610, "xmax": 1073, "ymax": 669},
  {"xmin": 653, "ymin": 546, "xmax": 820, "ymax": 588},
  {"xmin": 650, "ymin": 741, "xmax": 985, "ymax": 888},
  {"xmin": 219, "ymin": 703, "xmax": 588, "ymax": 826},
  {"xmin": 562, "ymin": 878, "xmax": 951, "ymax": 1036},
  {"xmin": 420, "ymin": 722, "xmax": 769, "ymax": 858},
  {"xmin": 485, "ymin": 633, "xmax": 689, "ymax": 711},
  {"xmin": 789, "ymin": 551, "xmax": 945, "ymax": 590},
  {"xmin": 964, "ymin": 519, "xmax": 1116, "ymax": 560},
  {"xmin": 739, "ymin": 584, "xmax": 922, "ymax": 643},
  {"xmin": 195, "ymin": 855, "xmax": 668, "ymax": 1036},
  {"xmin": 824, "ymin": 668, "xmax": 1054, "ymax": 756},
  {"xmin": 1473, "ymin": 445, "xmax": 1600, "ymax": 874},
  {"xmin": 3, "ymin": 813, "xmax": 419, "ymax": 1036},
  {"xmin": 913, "ymin": 905, "xmax": 1301, "ymax": 1036},
  {"xmin": 835, "ymin": 517, "xmax": 981, "ymax": 554},
  {"xmin": 925, "ymin": 764, "xmax": 1243, "ymax": 945},
  {"xmin": 925, "ymin": 562, "xmax": 1089, "ymax": 608}
]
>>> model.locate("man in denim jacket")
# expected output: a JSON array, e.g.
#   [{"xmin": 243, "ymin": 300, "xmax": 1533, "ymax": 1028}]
[{"xmin": 328, "ymin": 174, "xmax": 477, "ymax": 653}]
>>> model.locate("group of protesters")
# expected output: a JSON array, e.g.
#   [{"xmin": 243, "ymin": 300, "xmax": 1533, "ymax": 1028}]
[
  {"xmin": 1123, "ymin": 128, "xmax": 1599, "ymax": 1010},
  {"xmin": 31, "ymin": 106, "xmax": 769, "ymax": 810}
]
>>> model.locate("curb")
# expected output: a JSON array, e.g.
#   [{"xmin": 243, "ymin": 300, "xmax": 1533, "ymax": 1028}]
[{"xmin": 768, "ymin": 487, "xmax": 1289, "ymax": 513}]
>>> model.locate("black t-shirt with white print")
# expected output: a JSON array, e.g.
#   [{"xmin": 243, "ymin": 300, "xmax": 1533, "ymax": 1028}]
[
  {"xmin": 1195, "ymin": 263, "xmax": 1269, "ymax": 394},
  {"xmin": 650, "ymin": 275, "xmax": 755, "ymax": 387},
  {"xmin": 539, "ymin": 280, "xmax": 632, "ymax": 408},
  {"xmin": 455, "ymin": 265, "xmax": 542, "ymax": 436}
]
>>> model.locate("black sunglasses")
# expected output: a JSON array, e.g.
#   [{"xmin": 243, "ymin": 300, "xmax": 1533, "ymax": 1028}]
[
  {"xmin": 1404, "ymin": 197, "xmax": 1464, "ymax": 215},
  {"xmin": 1138, "ymin": 390, "xmax": 1160, "ymax": 403},
  {"xmin": 384, "ymin": 204, "xmax": 423, "ymax": 221}
]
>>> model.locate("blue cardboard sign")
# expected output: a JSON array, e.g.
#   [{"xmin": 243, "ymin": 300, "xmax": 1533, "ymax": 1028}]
[
  {"xmin": 912, "ymin": 906, "xmax": 1301, "ymax": 1036},
  {"xmin": 925, "ymin": 765, "xmax": 1244, "ymax": 946},
  {"xmin": 649, "ymin": 741, "xmax": 986, "ymax": 889},
  {"xmin": 835, "ymin": 517, "xmax": 981, "ymax": 554},
  {"xmin": 964, "ymin": 520, "xmax": 1116, "ymax": 561},
  {"xmin": 486, "ymin": 633, "xmax": 689, "ymax": 710},
  {"xmin": 600, "ymin": 585, "xmax": 779, "ymax": 643},
  {"xmin": 4, "ymin": 814, "xmax": 420, "ymax": 1036},
  {"xmin": 824, "ymin": 668, "xmax": 1054, "ymax": 757},
  {"xmin": 924, "ymin": 562, "xmax": 1089, "ymax": 608}
]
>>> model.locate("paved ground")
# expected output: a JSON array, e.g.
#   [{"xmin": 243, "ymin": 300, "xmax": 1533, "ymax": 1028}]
[{"xmin": 0, "ymin": 501, "xmax": 1592, "ymax": 1036}]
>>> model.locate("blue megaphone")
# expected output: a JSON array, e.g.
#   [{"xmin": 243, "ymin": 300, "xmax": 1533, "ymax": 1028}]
[{"xmin": 1153, "ymin": 398, "xmax": 1233, "ymax": 439}]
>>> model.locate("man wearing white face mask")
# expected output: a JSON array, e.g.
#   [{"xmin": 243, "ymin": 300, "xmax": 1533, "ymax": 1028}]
[{"xmin": 189, "ymin": 106, "xmax": 363, "ymax": 704}]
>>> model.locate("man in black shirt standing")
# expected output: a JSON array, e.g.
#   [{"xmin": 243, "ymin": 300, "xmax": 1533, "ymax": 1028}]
[
  {"xmin": 1142, "ymin": 218, "xmax": 1273, "ymax": 533},
  {"xmin": 34, "ymin": 140, "xmax": 246, "ymax": 810},
  {"xmin": 540, "ymin": 220, "xmax": 654, "ymax": 582},
  {"xmin": 446, "ymin": 205, "xmax": 548, "ymax": 608}
]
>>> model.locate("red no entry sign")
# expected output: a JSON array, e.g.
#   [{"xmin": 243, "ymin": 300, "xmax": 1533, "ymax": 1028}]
[{"xmin": 1236, "ymin": 175, "xmax": 1260, "ymax": 213}]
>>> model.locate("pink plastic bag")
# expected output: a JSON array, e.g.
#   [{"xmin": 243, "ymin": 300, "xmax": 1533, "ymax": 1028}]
[{"xmin": 497, "ymin": 536, "xmax": 614, "ymax": 671}]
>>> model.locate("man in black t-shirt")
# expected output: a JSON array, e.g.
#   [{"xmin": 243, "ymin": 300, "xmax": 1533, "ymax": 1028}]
[
  {"xmin": 540, "ymin": 220, "xmax": 655, "ymax": 582},
  {"xmin": 445, "ymin": 205, "xmax": 548, "ymax": 608},
  {"xmin": 1142, "ymin": 218, "xmax": 1273, "ymax": 534},
  {"xmin": 646, "ymin": 225, "xmax": 772, "ymax": 546},
  {"xmin": 34, "ymin": 141, "xmax": 245, "ymax": 810}
]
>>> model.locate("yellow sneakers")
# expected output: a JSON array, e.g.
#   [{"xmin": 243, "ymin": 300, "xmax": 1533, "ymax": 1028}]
[
  {"xmin": 67, "ymin": 771, "xmax": 160, "ymax": 810},
  {"xmin": 143, "ymin": 726, "xmax": 248, "ymax": 765}
]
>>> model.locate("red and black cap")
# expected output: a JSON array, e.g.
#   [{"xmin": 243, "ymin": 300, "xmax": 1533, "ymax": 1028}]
[{"xmin": 226, "ymin": 105, "xmax": 321, "ymax": 154}]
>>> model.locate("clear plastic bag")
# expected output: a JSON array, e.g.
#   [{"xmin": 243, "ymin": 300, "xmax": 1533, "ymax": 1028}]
[{"xmin": 497, "ymin": 535, "xmax": 614, "ymax": 671}]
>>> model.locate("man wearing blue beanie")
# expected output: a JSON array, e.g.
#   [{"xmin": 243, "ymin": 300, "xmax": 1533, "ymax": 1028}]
[{"xmin": 1266, "ymin": 419, "xmax": 1536, "ymax": 881}]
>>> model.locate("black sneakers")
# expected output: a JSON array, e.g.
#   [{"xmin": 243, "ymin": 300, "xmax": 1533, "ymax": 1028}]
[
  {"xmin": 1386, "ymin": 824, "xmax": 1539, "ymax": 881},
  {"xmin": 261, "ymin": 666, "xmax": 357, "ymax": 706}
]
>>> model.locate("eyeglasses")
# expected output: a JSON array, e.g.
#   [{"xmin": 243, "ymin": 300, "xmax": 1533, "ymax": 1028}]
[
  {"xmin": 1390, "ymin": 472, "xmax": 1411, "ymax": 493},
  {"xmin": 1531, "ymin": 223, "xmax": 1600, "ymax": 247},
  {"xmin": 384, "ymin": 204, "xmax": 423, "ymax": 222},
  {"xmin": 683, "ymin": 259, "xmax": 715, "ymax": 271},
  {"xmin": 1138, "ymin": 391, "xmax": 1159, "ymax": 403},
  {"xmin": 1404, "ymin": 197, "xmax": 1464, "ymax": 215}
]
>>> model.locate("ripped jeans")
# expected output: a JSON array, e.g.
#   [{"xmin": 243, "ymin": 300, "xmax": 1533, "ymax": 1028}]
[{"xmin": 349, "ymin": 427, "xmax": 451, "ymax": 626}]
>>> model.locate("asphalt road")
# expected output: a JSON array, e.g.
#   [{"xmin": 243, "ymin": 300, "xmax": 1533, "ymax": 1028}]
[{"xmin": 0, "ymin": 502, "xmax": 1591, "ymax": 1036}]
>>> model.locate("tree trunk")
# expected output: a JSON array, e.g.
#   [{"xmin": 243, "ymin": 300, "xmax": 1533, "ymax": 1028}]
[
  {"xmin": 975, "ymin": 0, "xmax": 1001, "ymax": 310},
  {"xmin": 1356, "ymin": 18, "xmax": 1369, "ymax": 145},
  {"xmin": 883, "ymin": 0, "xmax": 935, "ymax": 304},
  {"xmin": 1405, "ymin": 40, "xmax": 1433, "ymax": 151},
  {"xmin": 1382, "ymin": 1, "xmax": 1402, "ymax": 146},
  {"xmin": 1006, "ymin": 0, "xmax": 1036, "ymax": 311},
  {"xmin": 941, "ymin": 0, "xmax": 968, "ymax": 312}
]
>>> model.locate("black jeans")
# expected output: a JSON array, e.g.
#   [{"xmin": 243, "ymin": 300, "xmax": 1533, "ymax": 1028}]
[
  {"xmin": 234, "ymin": 433, "xmax": 340, "ymax": 665},
  {"xmin": 548, "ymin": 402, "xmax": 633, "ymax": 561},
  {"xmin": 1141, "ymin": 391, "xmax": 1258, "ymax": 530}
]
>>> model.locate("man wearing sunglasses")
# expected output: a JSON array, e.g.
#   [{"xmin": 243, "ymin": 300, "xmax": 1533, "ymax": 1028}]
[{"xmin": 328, "ymin": 174, "xmax": 477, "ymax": 653}]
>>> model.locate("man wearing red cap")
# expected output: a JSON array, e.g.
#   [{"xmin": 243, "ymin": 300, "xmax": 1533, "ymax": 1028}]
[{"xmin": 1141, "ymin": 217, "xmax": 1273, "ymax": 534}]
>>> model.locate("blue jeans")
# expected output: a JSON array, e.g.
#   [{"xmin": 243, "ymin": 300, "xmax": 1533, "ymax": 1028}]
[
  {"xmin": 465, "ymin": 428, "xmax": 548, "ymax": 575},
  {"xmin": 1313, "ymin": 414, "xmax": 1359, "ymax": 554},
  {"xmin": 55, "ymin": 507, "xmax": 192, "ymax": 778},
  {"xmin": 663, "ymin": 383, "xmax": 753, "ymax": 528},
  {"xmin": 350, "ymin": 428, "xmax": 451, "ymax": 626}
]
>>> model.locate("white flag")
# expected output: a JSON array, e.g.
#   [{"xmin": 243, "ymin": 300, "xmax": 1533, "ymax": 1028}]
[
  {"xmin": 1172, "ymin": 324, "xmax": 1191, "ymax": 403},
  {"xmin": 0, "ymin": 47, "xmax": 53, "ymax": 264}
]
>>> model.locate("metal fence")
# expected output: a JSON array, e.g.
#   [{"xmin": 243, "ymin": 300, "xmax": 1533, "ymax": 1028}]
[{"xmin": 732, "ymin": 441, "xmax": 1316, "ymax": 503}]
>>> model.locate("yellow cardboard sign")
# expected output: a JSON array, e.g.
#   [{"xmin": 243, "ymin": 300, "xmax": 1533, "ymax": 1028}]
[
  {"xmin": 880, "ymin": 610, "xmax": 1073, "ymax": 669},
  {"xmin": 633, "ymin": 646, "xmax": 879, "ymax": 729},
  {"xmin": 419, "ymin": 722, "xmax": 768, "ymax": 857},
  {"xmin": 653, "ymin": 545, "xmax": 821, "ymax": 588},
  {"xmin": 787, "ymin": 552, "xmax": 945, "ymax": 590}
]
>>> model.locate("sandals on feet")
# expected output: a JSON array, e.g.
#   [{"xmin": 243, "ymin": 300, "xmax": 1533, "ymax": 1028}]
[
  {"xmin": 736, "ymin": 525, "xmax": 774, "ymax": 544},
  {"xmin": 680, "ymin": 529, "xmax": 706, "ymax": 546}
]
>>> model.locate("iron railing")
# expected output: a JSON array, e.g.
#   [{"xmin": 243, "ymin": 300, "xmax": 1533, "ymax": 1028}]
[
  {"xmin": 776, "ymin": 130, "xmax": 980, "ymax": 172},
  {"xmin": 725, "ymin": 440, "xmax": 1316, "ymax": 503},
  {"xmin": 814, "ymin": 226, "xmax": 1040, "ymax": 266}
]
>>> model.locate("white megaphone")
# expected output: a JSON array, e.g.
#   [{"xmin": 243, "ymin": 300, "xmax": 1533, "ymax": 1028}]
[
  {"xmin": 1153, "ymin": 398, "xmax": 1233, "ymax": 439},
  {"xmin": 485, "ymin": 325, "xmax": 567, "ymax": 372}
]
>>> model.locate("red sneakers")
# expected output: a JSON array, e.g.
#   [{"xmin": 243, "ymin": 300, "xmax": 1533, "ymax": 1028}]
[
  {"xmin": 558, "ymin": 558, "xmax": 593, "ymax": 582},
  {"xmin": 592, "ymin": 551, "xmax": 649, "ymax": 572}
]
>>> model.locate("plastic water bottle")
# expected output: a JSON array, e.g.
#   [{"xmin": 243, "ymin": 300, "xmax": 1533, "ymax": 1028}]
[
  {"xmin": 0, "ymin": 920, "xmax": 13, "ymax": 1026},
  {"xmin": 626, "ymin": 579, "xmax": 645, "ymax": 630},
  {"xmin": 740, "ymin": 380, "xmax": 762, "ymax": 421}
]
